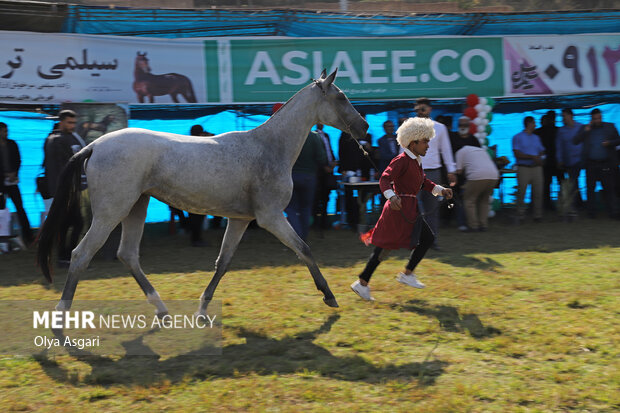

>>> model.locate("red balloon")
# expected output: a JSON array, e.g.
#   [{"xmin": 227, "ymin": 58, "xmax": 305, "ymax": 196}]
[
  {"xmin": 271, "ymin": 103, "xmax": 283, "ymax": 114},
  {"xmin": 468, "ymin": 123, "xmax": 477, "ymax": 135},
  {"xmin": 466, "ymin": 94, "xmax": 479, "ymax": 107},
  {"xmin": 464, "ymin": 107, "xmax": 477, "ymax": 119}
]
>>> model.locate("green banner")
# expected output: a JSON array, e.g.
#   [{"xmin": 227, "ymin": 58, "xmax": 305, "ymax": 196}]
[{"xmin": 219, "ymin": 37, "xmax": 504, "ymax": 103}]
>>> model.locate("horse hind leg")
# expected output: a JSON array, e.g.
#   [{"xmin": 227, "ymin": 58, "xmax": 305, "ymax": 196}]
[
  {"xmin": 117, "ymin": 195, "xmax": 168, "ymax": 317},
  {"xmin": 56, "ymin": 217, "xmax": 119, "ymax": 312},
  {"xmin": 256, "ymin": 213, "xmax": 338, "ymax": 308},
  {"xmin": 197, "ymin": 218, "xmax": 251, "ymax": 317}
]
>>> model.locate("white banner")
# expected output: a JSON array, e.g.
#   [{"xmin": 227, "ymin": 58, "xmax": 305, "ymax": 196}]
[
  {"xmin": 504, "ymin": 35, "xmax": 620, "ymax": 96},
  {"xmin": 1, "ymin": 31, "xmax": 618, "ymax": 104},
  {"xmin": 0, "ymin": 32, "xmax": 206, "ymax": 104}
]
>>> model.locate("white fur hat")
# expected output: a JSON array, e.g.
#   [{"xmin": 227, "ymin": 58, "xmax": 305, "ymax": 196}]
[{"xmin": 396, "ymin": 117, "xmax": 436, "ymax": 148}]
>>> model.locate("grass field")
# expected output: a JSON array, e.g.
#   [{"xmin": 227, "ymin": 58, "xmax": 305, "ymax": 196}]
[{"xmin": 0, "ymin": 212, "xmax": 619, "ymax": 412}]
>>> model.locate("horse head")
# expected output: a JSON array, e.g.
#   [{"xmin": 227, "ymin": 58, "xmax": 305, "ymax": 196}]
[
  {"xmin": 312, "ymin": 69, "xmax": 368, "ymax": 141},
  {"xmin": 135, "ymin": 52, "xmax": 151, "ymax": 73}
]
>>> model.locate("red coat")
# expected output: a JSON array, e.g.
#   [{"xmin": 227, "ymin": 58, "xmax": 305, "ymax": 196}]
[{"xmin": 361, "ymin": 152, "xmax": 437, "ymax": 250}]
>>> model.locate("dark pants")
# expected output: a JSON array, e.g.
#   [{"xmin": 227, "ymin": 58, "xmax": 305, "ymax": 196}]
[
  {"xmin": 313, "ymin": 171, "xmax": 333, "ymax": 229},
  {"xmin": 560, "ymin": 165, "xmax": 583, "ymax": 213},
  {"xmin": 451, "ymin": 185, "xmax": 467, "ymax": 228},
  {"xmin": 358, "ymin": 219, "xmax": 435, "ymax": 283},
  {"xmin": 543, "ymin": 165, "xmax": 563, "ymax": 210},
  {"xmin": 210, "ymin": 216, "xmax": 223, "ymax": 229},
  {"xmin": 285, "ymin": 172, "xmax": 317, "ymax": 242},
  {"xmin": 58, "ymin": 201, "xmax": 83, "ymax": 261},
  {"xmin": 585, "ymin": 162, "xmax": 618, "ymax": 217},
  {"xmin": 343, "ymin": 188, "xmax": 359, "ymax": 230},
  {"xmin": 2, "ymin": 185, "xmax": 33, "ymax": 243},
  {"xmin": 418, "ymin": 168, "xmax": 442, "ymax": 245},
  {"xmin": 170, "ymin": 207, "xmax": 188, "ymax": 229},
  {"xmin": 188, "ymin": 213, "xmax": 205, "ymax": 243}
]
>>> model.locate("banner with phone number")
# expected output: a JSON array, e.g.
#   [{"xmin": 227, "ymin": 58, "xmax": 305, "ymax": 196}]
[{"xmin": 505, "ymin": 35, "xmax": 620, "ymax": 96}]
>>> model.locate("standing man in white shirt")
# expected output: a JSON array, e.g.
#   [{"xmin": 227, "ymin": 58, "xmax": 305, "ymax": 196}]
[
  {"xmin": 414, "ymin": 98, "xmax": 457, "ymax": 250},
  {"xmin": 455, "ymin": 145, "xmax": 499, "ymax": 231}
]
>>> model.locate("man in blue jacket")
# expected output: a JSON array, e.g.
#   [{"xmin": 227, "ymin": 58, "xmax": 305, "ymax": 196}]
[
  {"xmin": 556, "ymin": 109, "xmax": 584, "ymax": 216},
  {"xmin": 572, "ymin": 108, "xmax": 620, "ymax": 219}
]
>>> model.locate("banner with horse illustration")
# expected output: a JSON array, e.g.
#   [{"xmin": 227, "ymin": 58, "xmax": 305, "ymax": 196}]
[
  {"xmin": 0, "ymin": 31, "xmax": 207, "ymax": 105},
  {"xmin": 0, "ymin": 31, "xmax": 618, "ymax": 104}
]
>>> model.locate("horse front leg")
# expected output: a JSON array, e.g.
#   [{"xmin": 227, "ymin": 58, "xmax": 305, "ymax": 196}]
[
  {"xmin": 196, "ymin": 218, "xmax": 251, "ymax": 317},
  {"xmin": 256, "ymin": 212, "xmax": 338, "ymax": 308}
]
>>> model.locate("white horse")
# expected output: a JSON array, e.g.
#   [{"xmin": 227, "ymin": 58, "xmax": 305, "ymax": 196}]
[{"xmin": 38, "ymin": 69, "xmax": 368, "ymax": 316}]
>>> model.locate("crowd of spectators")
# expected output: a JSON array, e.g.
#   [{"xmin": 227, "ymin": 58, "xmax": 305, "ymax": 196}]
[{"xmin": 1, "ymin": 103, "xmax": 618, "ymax": 255}]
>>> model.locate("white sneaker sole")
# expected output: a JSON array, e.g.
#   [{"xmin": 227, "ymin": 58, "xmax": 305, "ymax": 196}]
[{"xmin": 397, "ymin": 276, "xmax": 425, "ymax": 289}]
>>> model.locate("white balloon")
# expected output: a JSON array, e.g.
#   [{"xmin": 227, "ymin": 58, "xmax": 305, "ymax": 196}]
[
  {"xmin": 479, "ymin": 97, "xmax": 488, "ymax": 105},
  {"xmin": 478, "ymin": 111, "xmax": 487, "ymax": 118},
  {"xmin": 481, "ymin": 118, "xmax": 489, "ymax": 126},
  {"xmin": 474, "ymin": 132, "xmax": 482, "ymax": 139},
  {"xmin": 473, "ymin": 117, "xmax": 482, "ymax": 125},
  {"xmin": 474, "ymin": 104, "xmax": 483, "ymax": 112},
  {"xmin": 484, "ymin": 104, "xmax": 492, "ymax": 112},
  {"xmin": 477, "ymin": 124, "xmax": 485, "ymax": 133},
  {"xmin": 479, "ymin": 132, "xmax": 487, "ymax": 138}
]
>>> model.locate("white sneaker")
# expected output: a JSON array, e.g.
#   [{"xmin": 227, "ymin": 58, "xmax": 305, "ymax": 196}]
[
  {"xmin": 350, "ymin": 280, "xmax": 375, "ymax": 301},
  {"xmin": 396, "ymin": 272, "xmax": 425, "ymax": 289}
]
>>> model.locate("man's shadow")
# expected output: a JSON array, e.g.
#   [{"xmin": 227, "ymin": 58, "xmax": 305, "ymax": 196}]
[
  {"xmin": 437, "ymin": 255, "xmax": 504, "ymax": 272},
  {"xmin": 396, "ymin": 300, "xmax": 502, "ymax": 338},
  {"xmin": 35, "ymin": 314, "xmax": 448, "ymax": 387}
]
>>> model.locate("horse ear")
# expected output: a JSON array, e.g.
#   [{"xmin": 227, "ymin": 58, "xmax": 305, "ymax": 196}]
[
  {"xmin": 320, "ymin": 69, "xmax": 327, "ymax": 79},
  {"xmin": 323, "ymin": 68, "xmax": 338, "ymax": 88}
]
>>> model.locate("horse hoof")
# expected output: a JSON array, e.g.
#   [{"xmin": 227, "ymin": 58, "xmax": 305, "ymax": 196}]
[
  {"xmin": 156, "ymin": 311, "xmax": 169, "ymax": 319},
  {"xmin": 323, "ymin": 297, "xmax": 339, "ymax": 308}
]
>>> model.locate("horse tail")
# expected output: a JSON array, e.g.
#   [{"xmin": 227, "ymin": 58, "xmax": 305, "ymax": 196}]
[{"xmin": 37, "ymin": 147, "xmax": 93, "ymax": 283}]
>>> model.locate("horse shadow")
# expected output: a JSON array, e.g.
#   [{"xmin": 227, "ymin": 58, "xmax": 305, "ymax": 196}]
[
  {"xmin": 394, "ymin": 300, "xmax": 502, "ymax": 338},
  {"xmin": 34, "ymin": 314, "xmax": 448, "ymax": 387}
]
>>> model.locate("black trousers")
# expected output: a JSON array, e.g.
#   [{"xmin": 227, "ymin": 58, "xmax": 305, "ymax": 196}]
[
  {"xmin": 313, "ymin": 172, "xmax": 332, "ymax": 229},
  {"xmin": 543, "ymin": 166, "xmax": 563, "ymax": 209},
  {"xmin": 58, "ymin": 201, "xmax": 83, "ymax": 261},
  {"xmin": 188, "ymin": 213, "xmax": 205, "ymax": 243},
  {"xmin": 586, "ymin": 163, "xmax": 619, "ymax": 217},
  {"xmin": 2, "ymin": 185, "xmax": 33, "ymax": 243},
  {"xmin": 358, "ymin": 219, "xmax": 435, "ymax": 283}
]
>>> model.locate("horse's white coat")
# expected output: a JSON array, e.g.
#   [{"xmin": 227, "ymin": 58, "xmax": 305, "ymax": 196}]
[{"xmin": 57, "ymin": 70, "xmax": 368, "ymax": 313}]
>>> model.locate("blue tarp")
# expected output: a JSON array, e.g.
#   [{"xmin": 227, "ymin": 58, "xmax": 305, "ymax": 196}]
[
  {"xmin": 2, "ymin": 104, "xmax": 619, "ymax": 227},
  {"xmin": 63, "ymin": 7, "xmax": 620, "ymax": 38},
  {"xmin": 3, "ymin": 7, "xmax": 619, "ymax": 227}
]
